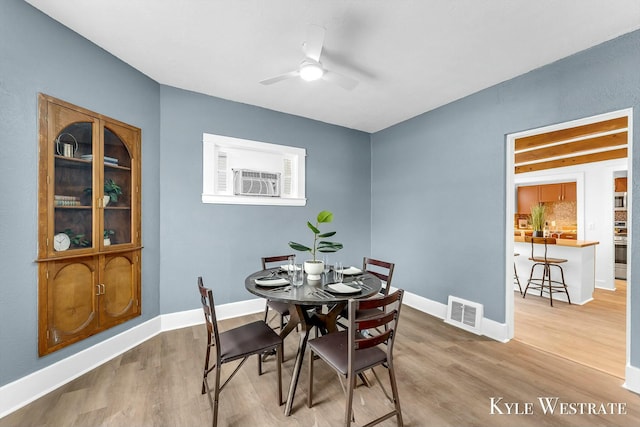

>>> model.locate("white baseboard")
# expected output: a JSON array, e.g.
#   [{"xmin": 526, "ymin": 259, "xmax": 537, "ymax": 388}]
[
  {"xmin": 0, "ymin": 317, "xmax": 161, "ymax": 418},
  {"xmin": 624, "ymin": 364, "xmax": 640, "ymax": 394},
  {"xmin": 0, "ymin": 297, "xmax": 266, "ymax": 418},
  {"xmin": 0, "ymin": 292, "xmax": 629, "ymax": 417},
  {"xmin": 402, "ymin": 290, "xmax": 509, "ymax": 342}
]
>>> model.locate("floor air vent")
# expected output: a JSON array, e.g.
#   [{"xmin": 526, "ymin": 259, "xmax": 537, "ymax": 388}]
[{"xmin": 445, "ymin": 296, "xmax": 483, "ymax": 335}]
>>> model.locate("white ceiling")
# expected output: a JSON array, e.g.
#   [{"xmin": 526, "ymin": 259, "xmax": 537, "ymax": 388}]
[{"xmin": 25, "ymin": 0, "xmax": 640, "ymax": 133}]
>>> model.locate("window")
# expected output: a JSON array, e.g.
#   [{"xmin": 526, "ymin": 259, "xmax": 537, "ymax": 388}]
[{"xmin": 202, "ymin": 133, "xmax": 306, "ymax": 206}]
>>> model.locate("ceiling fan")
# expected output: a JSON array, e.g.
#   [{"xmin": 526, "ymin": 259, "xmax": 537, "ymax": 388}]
[{"xmin": 259, "ymin": 24, "xmax": 358, "ymax": 90}]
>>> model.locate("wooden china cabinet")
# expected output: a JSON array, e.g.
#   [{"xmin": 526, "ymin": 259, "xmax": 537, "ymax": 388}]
[{"xmin": 36, "ymin": 94, "xmax": 142, "ymax": 356}]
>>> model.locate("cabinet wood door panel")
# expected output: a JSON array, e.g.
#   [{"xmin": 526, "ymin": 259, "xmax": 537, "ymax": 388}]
[
  {"xmin": 539, "ymin": 183, "xmax": 562, "ymax": 202},
  {"xmin": 562, "ymin": 182, "xmax": 577, "ymax": 202},
  {"xmin": 100, "ymin": 251, "xmax": 140, "ymax": 328},
  {"xmin": 615, "ymin": 177, "xmax": 627, "ymax": 192},
  {"xmin": 41, "ymin": 258, "xmax": 98, "ymax": 354},
  {"xmin": 517, "ymin": 185, "xmax": 539, "ymax": 214}
]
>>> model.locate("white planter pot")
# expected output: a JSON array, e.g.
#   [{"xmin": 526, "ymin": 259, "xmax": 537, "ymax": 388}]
[
  {"xmin": 103, "ymin": 195, "xmax": 110, "ymax": 207},
  {"xmin": 104, "ymin": 238, "xmax": 111, "ymax": 246},
  {"xmin": 304, "ymin": 260, "xmax": 324, "ymax": 280}
]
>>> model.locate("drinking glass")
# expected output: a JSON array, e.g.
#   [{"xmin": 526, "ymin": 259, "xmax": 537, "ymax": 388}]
[
  {"xmin": 287, "ymin": 255, "xmax": 295, "ymax": 280},
  {"xmin": 292, "ymin": 264, "xmax": 304, "ymax": 287},
  {"xmin": 322, "ymin": 255, "xmax": 331, "ymax": 277},
  {"xmin": 334, "ymin": 261, "xmax": 343, "ymax": 283}
]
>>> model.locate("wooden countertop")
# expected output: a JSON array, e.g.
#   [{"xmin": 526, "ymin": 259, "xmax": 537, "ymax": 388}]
[{"xmin": 514, "ymin": 236, "xmax": 599, "ymax": 248}]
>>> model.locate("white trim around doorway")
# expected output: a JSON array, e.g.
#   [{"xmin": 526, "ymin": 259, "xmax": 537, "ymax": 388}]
[{"xmin": 504, "ymin": 108, "xmax": 633, "ymax": 383}]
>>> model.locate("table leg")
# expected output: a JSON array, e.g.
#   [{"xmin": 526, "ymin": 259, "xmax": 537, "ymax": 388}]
[{"xmin": 284, "ymin": 304, "xmax": 313, "ymax": 416}]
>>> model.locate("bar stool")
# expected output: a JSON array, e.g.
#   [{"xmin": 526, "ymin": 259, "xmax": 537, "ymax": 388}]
[
  {"xmin": 514, "ymin": 253, "xmax": 522, "ymax": 295},
  {"xmin": 523, "ymin": 237, "xmax": 571, "ymax": 307}
]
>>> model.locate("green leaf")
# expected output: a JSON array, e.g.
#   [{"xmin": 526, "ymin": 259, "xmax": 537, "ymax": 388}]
[
  {"xmin": 317, "ymin": 210, "xmax": 333, "ymax": 223},
  {"xmin": 306, "ymin": 221, "xmax": 320, "ymax": 234},
  {"xmin": 288, "ymin": 241, "xmax": 312, "ymax": 252},
  {"xmin": 317, "ymin": 241, "xmax": 343, "ymax": 250},
  {"xmin": 317, "ymin": 231, "xmax": 336, "ymax": 238}
]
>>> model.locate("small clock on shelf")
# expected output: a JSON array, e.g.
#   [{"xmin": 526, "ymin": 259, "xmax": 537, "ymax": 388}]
[{"xmin": 53, "ymin": 232, "xmax": 71, "ymax": 251}]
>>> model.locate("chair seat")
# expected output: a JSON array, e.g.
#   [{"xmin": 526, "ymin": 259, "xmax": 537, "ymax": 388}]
[
  {"xmin": 219, "ymin": 320, "xmax": 282, "ymax": 363},
  {"xmin": 529, "ymin": 256, "xmax": 567, "ymax": 264},
  {"xmin": 266, "ymin": 299, "xmax": 290, "ymax": 315},
  {"xmin": 308, "ymin": 330, "xmax": 386, "ymax": 375}
]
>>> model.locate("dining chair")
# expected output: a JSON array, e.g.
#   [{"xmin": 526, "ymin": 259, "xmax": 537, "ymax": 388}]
[
  {"xmin": 261, "ymin": 254, "xmax": 295, "ymax": 331},
  {"xmin": 307, "ymin": 289, "xmax": 404, "ymax": 427},
  {"xmin": 363, "ymin": 257, "xmax": 395, "ymax": 296},
  {"xmin": 197, "ymin": 277, "xmax": 283, "ymax": 427}
]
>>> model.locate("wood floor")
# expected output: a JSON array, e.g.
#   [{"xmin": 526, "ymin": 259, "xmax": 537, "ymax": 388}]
[
  {"xmin": 2, "ymin": 304, "xmax": 639, "ymax": 427},
  {"xmin": 515, "ymin": 280, "xmax": 627, "ymax": 379}
]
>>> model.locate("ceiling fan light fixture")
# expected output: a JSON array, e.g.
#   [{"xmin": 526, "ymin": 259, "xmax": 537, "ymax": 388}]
[{"xmin": 299, "ymin": 61, "xmax": 324, "ymax": 81}]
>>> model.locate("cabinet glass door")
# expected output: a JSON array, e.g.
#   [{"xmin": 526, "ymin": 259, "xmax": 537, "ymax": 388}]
[
  {"xmin": 52, "ymin": 119, "xmax": 95, "ymax": 253},
  {"xmin": 102, "ymin": 124, "xmax": 133, "ymax": 247}
]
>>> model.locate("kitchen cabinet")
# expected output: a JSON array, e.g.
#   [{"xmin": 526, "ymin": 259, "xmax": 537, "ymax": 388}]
[
  {"xmin": 37, "ymin": 94, "xmax": 142, "ymax": 356},
  {"xmin": 615, "ymin": 177, "xmax": 628, "ymax": 192},
  {"xmin": 518, "ymin": 181, "xmax": 576, "ymax": 213},
  {"xmin": 539, "ymin": 182, "xmax": 576, "ymax": 202},
  {"xmin": 517, "ymin": 185, "xmax": 540, "ymax": 214}
]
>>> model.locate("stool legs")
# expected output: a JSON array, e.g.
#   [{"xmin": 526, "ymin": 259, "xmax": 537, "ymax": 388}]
[
  {"xmin": 514, "ymin": 262, "xmax": 522, "ymax": 295},
  {"xmin": 523, "ymin": 262, "xmax": 570, "ymax": 307}
]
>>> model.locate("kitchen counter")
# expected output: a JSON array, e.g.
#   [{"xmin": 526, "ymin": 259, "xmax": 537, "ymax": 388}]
[
  {"xmin": 514, "ymin": 236, "xmax": 599, "ymax": 248},
  {"xmin": 514, "ymin": 238, "xmax": 599, "ymax": 305}
]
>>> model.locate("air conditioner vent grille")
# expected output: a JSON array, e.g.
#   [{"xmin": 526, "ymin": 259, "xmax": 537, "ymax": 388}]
[{"xmin": 233, "ymin": 169, "xmax": 281, "ymax": 197}]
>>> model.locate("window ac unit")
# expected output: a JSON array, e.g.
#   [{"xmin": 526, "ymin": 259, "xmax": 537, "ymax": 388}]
[{"xmin": 233, "ymin": 169, "xmax": 281, "ymax": 197}]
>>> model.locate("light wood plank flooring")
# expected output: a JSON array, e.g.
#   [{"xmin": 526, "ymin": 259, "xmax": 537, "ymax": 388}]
[
  {"xmin": 515, "ymin": 280, "xmax": 626, "ymax": 379},
  {"xmin": 2, "ymin": 305, "xmax": 639, "ymax": 427}
]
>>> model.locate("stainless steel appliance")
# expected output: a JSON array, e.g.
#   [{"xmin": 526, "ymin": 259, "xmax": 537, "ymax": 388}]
[
  {"xmin": 614, "ymin": 221, "xmax": 627, "ymax": 280},
  {"xmin": 614, "ymin": 192, "xmax": 627, "ymax": 210}
]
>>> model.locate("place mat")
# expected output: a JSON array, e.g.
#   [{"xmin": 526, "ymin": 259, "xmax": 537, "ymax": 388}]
[
  {"xmin": 326, "ymin": 283, "xmax": 361, "ymax": 294},
  {"xmin": 255, "ymin": 277, "xmax": 289, "ymax": 287}
]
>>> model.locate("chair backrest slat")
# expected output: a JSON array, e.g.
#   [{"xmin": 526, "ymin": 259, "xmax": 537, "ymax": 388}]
[
  {"xmin": 262, "ymin": 254, "xmax": 295, "ymax": 270},
  {"xmin": 362, "ymin": 257, "xmax": 394, "ymax": 296},
  {"xmin": 198, "ymin": 276, "xmax": 221, "ymax": 353},
  {"xmin": 348, "ymin": 289, "xmax": 403, "ymax": 360}
]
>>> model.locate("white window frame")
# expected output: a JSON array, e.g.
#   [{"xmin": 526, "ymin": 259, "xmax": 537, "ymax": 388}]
[{"xmin": 202, "ymin": 133, "xmax": 306, "ymax": 206}]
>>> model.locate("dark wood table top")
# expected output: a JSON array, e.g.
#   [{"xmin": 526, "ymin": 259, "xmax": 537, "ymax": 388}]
[{"xmin": 245, "ymin": 267, "xmax": 382, "ymax": 305}]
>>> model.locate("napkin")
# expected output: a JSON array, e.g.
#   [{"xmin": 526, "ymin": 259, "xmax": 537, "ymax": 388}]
[
  {"xmin": 342, "ymin": 266, "xmax": 362, "ymax": 275},
  {"xmin": 280, "ymin": 264, "xmax": 302, "ymax": 271},
  {"xmin": 255, "ymin": 277, "xmax": 289, "ymax": 286},
  {"xmin": 326, "ymin": 283, "xmax": 361, "ymax": 294}
]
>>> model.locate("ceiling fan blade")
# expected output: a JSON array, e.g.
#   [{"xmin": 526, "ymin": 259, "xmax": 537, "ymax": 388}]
[
  {"xmin": 303, "ymin": 24, "xmax": 325, "ymax": 62},
  {"xmin": 259, "ymin": 70, "xmax": 300, "ymax": 85},
  {"xmin": 322, "ymin": 70, "xmax": 358, "ymax": 90}
]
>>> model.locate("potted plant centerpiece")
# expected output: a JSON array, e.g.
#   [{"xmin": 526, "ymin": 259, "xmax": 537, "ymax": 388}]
[
  {"xmin": 530, "ymin": 203, "xmax": 546, "ymax": 237},
  {"xmin": 289, "ymin": 210, "xmax": 343, "ymax": 280}
]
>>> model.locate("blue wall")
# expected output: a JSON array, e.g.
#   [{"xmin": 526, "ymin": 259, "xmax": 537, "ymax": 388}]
[
  {"xmin": 2, "ymin": 0, "xmax": 640, "ymax": 391},
  {"xmin": 158, "ymin": 86, "xmax": 371, "ymax": 312},
  {"xmin": 371, "ymin": 30, "xmax": 640, "ymax": 364},
  {"xmin": 0, "ymin": 0, "xmax": 161, "ymax": 385}
]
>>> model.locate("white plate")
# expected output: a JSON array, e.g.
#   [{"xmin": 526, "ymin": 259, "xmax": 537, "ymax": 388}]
[
  {"xmin": 326, "ymin": 283, "xmax": 361, "ymax": 294},
  {"xmin": 342, "ymin": 266, "xmax": 362, "ymax": 275},
  {"xmin": 255, "ymin": 277, "xmax": 289, "ymax": 287}
]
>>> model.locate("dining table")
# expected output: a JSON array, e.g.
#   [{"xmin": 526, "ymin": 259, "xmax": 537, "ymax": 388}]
[{"xmin": 245, "ymin": 266, "xmax": 382, "ymax": 416}]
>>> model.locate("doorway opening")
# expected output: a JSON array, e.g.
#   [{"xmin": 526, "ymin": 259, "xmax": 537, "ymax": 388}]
[{"xmin": 505, "ymin": 109, "xmax": 632, "ymax": 379}]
